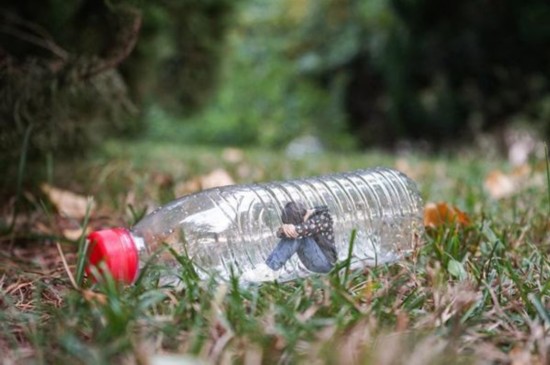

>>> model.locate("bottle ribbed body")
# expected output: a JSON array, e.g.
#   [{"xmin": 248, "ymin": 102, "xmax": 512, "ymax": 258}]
[{"xmin": 131, "ymin": 167, "xmax": 424, "ymax": 282}]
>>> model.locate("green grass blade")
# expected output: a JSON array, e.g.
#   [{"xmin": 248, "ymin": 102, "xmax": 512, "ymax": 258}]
[
  {"xmin": 528, "ymin": 293, "xmax": 550, "ymax": 326},
  {"xmin": 75, "ymin": 198, "xmax": 94, "ymax": 287},
  {"xmin": 343, "ymin": 229, "xmax": 357, "ymax": 285},
  {"xmin": 9, "ymin": 124, "xmax": 33, "ymax": 232}
]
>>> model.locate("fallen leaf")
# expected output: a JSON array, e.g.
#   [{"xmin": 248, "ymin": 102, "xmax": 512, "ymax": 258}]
[
  {"xmin": 81, "ymin": 289, "xmax": 107, "ymax": 305},
  {"xmin": 484, "ymin": 164, "xmax": 545, "ymax": 200},
  {"xmin": 395, "ymin": 311, "xmax": 409, "ymax": 331},
  {"xmin": 200, "ymin": 168, "xmax": 235, "ymax": 189},
  {"xmin": 424, "ymin": 202, "xmax": 471, "ymax": 229},
  {"xmin": 222, "ymin": 147, "xmax": 244, "ymax": 163},
  {"xmin": 175, "ymin": 178, "xmax": 201, "ymax": 196},
  {"xmin": 484, "ymin": 170, "xmax": 516, "ymax": 199},
  {"xmin": 62, "ymin": 227, "xmax": 90, "ymax": 241},
  {"xmin": 174, "ymin": 168, "xmax": 235, "ymax": 196},
  {"xmin": 41, "ymin": 184, "xmax": 94, "ymax": 219},
  {"xmin": 35, "ymin": 221, "xmax": 54, "ymax": 235},
  {"xmin": 395, "ymin": 158, "xmax": 417, "ymax": 179}
]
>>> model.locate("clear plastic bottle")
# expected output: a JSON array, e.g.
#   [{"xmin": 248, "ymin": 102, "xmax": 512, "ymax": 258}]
[{"xmin": 86, "ymin": 167, "xmax": 424, "ymax": 284}]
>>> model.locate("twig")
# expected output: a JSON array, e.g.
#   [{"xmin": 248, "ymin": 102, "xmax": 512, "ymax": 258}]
[
  {"xmin": 0, "ymin": 11, "xmax": 68, "ymax": 60},
  {"xmin": 56, "ymin": 241, "xmax": 79, "ymax": 290}
]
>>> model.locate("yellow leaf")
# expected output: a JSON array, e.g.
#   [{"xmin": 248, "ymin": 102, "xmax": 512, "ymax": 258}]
[{"xmin": 41, "ymin": 184, "xmax": 94, "ymax": 219}]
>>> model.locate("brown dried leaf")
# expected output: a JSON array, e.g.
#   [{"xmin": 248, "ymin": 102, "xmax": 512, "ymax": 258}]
[
  {"xmin": 62, "ymin": 227, "xmax": 90, "ymax": 241},
  {"xmin": 81, "ymin": 289, "xmax": 107, "ymax": 305},
  {"xmin": 395, "ymin": 158, "xmax": 417, "ymax": 180},
  {"xmin": 41, "ymin": 184, "xmax": 94, "ymax": 219},
  {"xmin": 175, "ymin": 169, "xmax": 235, "ymax": 196},
  {"xmin": 175, "ymin": 179, "xmax": 201, "ymax": 196},
  {"xmin": 395, "ymin": 311, "xmax": 409, "ymax": 332},
  {"xmin": 35, "ymin": 221, "xmax": 54, "ymax": 235},
  {"xmin": 424, "ymin": 202, "xmax": 470, "ymax": 229},
  {"xmin": 484, "ymin": 164, "xmax": 543, "ymax": 200},
  {"xmin": 395, "ymin": 158, "xmax": 433, "ymax": 181},
  {"xmin": 222, "ymin": 147, "xmax": 244, "ymax": 163},
  {"xmin": 484, "ymin": 170, "xmax": 517, "ymax": 199},
  {"xmin": 200, "ymin": 169, "xmax": 235, "ymax": 189}
]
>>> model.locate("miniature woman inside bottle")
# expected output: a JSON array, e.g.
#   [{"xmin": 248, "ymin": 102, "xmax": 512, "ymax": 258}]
[{"xmin": 266, "ymin": 202, "xmax": 337, "ymax": 273}]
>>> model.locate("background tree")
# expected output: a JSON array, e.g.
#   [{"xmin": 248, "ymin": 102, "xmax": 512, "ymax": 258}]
[
  {"xmin": 1, "ymin": 0, "xmax": 549, "ymax": 177},
  {"xmin": 0, "ymin": 0, "xmax": 236, "ymax": 178}
]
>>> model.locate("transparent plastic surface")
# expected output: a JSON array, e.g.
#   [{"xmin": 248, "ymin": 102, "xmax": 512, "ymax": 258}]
[{"xmin": 131, "ymin": 167, "xmax": 424, "ymax": 283}]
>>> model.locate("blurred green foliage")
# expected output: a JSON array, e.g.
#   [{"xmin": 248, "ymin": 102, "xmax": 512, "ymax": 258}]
[
  {"xmin": 121, "ymin": 0, "xmax": 235, "ymax": 113},
  {"xmin": 1, "ymin": 0, "xmax": 549, "ymax": 168},
  {"xmin": 0, "ymin": 0, "xmax": 236, "ymax": 171},
  {"xmin": 147, "ymin": 0, "xmax": 355, "ymax": 149},
  {"xmin": 345, "ymin": 0, "xmax": 550, "ymax": 146},
  {"xmin": 148, "ymin": 0, "xmax": 550, "ymax": 148}
]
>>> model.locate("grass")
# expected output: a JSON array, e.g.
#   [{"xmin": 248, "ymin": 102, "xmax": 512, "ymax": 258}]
[{"xmin": 1, "ymin": 139, "xmax": 549, "ymax": 364}]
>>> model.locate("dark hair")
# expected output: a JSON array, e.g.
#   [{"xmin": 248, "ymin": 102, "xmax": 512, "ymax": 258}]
[{"xmin": 281, "ymin": 202, "xmax": 306, "ymax": 224}]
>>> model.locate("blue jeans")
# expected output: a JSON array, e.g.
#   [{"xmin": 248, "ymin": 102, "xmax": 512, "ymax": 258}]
[{"xmin": 266, "ymin": 237, "xmax": 334, "ymax": 273}]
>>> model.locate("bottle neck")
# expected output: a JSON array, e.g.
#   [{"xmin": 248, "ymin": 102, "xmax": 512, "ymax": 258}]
[{"xmin": 130, "ymin": 232, "xmax": 147, "ymax": 257}]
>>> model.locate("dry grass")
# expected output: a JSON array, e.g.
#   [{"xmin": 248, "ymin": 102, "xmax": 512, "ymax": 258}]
[{"xmin": 1, "ymin": 140, "xmax": 549, "ymax": 364}]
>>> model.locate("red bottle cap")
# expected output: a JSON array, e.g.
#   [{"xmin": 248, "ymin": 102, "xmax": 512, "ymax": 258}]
[{"xmin": 86, "ymin": 228, "xmax": 139, "ymax": 284}]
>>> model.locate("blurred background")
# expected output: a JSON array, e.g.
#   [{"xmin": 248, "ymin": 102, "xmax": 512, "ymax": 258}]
[{"xmin": 1, "ymin": 0, "xmax": 549, "ymax": 176}]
